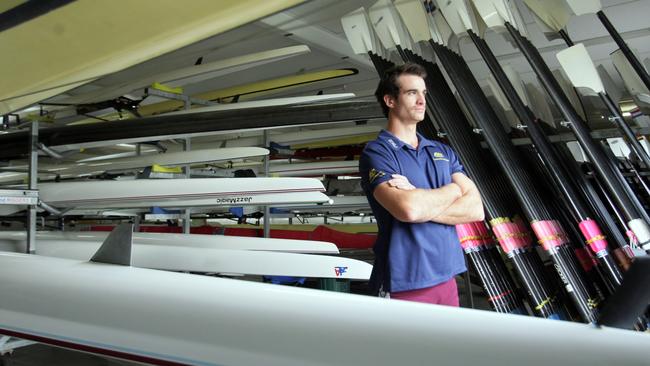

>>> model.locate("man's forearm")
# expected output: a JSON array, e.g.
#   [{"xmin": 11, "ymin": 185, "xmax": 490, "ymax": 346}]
[
  {"xmin": 399, "ymin": 183, "xmax": 462, "ymax": 223},
  {"xmin": 431, "ymin": 188, "xmax": 484, "ymax": 225}
]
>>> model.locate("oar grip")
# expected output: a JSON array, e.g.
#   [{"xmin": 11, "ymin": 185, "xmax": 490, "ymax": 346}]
[
  {"xmin": 578, "ymin": 219, "xmax": 609, "ymax": 254},
  {"xmin": 530, "ymin": 220, "xmax": 569, "ymax": 252},
  {"xmin": 627, "ymin": 218, "xmax": 650, "ymax": 252},
  {"xmin": 491, "ymin": 220, "xmax": 532, "ymax": 254}
]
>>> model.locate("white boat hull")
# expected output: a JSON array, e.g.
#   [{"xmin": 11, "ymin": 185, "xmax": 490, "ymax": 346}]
[
  {"xmin": 164, "ymin": 93, "xmax": 355, "ymax": 116},
  {"xmin": 0, "ymin": 232, "xmax": 367, "ymax": 279},
  {"xmin": 62, "ymin": 46, "xmax": 311, "ymax": 105},
  {"xmin": 38, "ymin": 177, "xmax": 328, "ymax": 209},
  {"xmin": 0, "ymin": 252, "xmax": 647, "ymax": 366},
  {"xmin": 0, "ymin": 230, "xmax": 339, "ymax": 254},
  {"xmin": 268, "ymin": 160, "xmax": 359, "ymax": 177},
  {"xmin": 46, "ymin": 147, "xmax": 269, "ymax": 178}
]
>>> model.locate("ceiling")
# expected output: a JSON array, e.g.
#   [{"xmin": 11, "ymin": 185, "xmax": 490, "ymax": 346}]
[
  {"xmin": 1, "ymin": 0, "xmax": 649, "ymax": 170},
  {"xmin": 44, "ymin": 0, "xmax": 647, "ymax": 103}
]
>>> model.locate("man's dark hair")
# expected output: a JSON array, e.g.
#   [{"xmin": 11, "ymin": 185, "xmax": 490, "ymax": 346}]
[{"xmin": 374, "ymin": 63, "xmax": 427, "ymax": 117}]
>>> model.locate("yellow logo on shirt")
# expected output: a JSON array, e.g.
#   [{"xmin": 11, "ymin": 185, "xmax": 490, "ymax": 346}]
[
  {"xmin": 433, "ymin": 151, "xmax": 449, "ymax": 162},
  {"xmin": 369, "ymin": 168, "xmax": 386, "ymax": 183}
]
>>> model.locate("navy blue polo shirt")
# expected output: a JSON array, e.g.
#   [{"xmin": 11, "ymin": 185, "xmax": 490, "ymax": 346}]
[{"xmin": 360, "ymin": 129, "xmax": 467, "ymax": 294}]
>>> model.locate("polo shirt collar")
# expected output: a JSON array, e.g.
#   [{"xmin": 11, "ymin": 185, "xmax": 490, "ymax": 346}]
[{"xmin": 378, "ymin": 129, "xmax": 434, "ymax": 150}]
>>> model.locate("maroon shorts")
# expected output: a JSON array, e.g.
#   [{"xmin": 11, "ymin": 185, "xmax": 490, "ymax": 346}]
[{"xmin": 390, "ymin": 277, "xmax": 459, "ymax": 306}]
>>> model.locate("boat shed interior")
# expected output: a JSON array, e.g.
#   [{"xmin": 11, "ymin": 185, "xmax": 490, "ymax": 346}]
[{"xmin": 1, "ymin": 0, "xmax": 649, "ymax": 365}]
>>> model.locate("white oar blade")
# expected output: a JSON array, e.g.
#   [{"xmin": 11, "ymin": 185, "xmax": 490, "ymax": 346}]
[
  {"xmin": 481, "ymin": 82, "xmax": 516, "ymax": 129},
  {"xmin": 439, "ymin": 0, "xmax": 482, "ymax": 35},
  {"xmin": 528, "ymin": 11, "xmax": 564, "ymax": 41},
  {"xmin": 556, "ymin": 44, "xmax": 605, "ymax": 95},
  {"xmin": 472, "ymin": 0, "xmax": 507, "ymax": 30},
  {"xmin": 394, "ymin": 0, "xmax": 431, "ymax": 43},
  {"xmin": 523, "ymin": 0, "xmax": 572, "ymax": 33},
  {"xmin": 565, "ymin": 0, "xmax": 601, "ymax": 16},
  {"xmin": 552, "ymin": 68, "xmax": 587, "ymax": 119},
  {"xmin": 341, "ymin": 8, "xmax": 378, "ymax": 55},
  {"xmin": 429, "ymin": 10, "xmax": 455, "ymax": 46},
  {"xmin": 369, "ymin": 0, "xmax": 413, "ymax": 50},
  {"xmin": 597, "ymin": 64, "xmax": 623, "ymax": 103},
  {"xmin": 525, "ymin": 81, "xmax": 556, "ymax": 128},
  {"xmin": 485, "ymin": 75, "xmax": 512, "ymax": 111},
  {"xmin": 612, "ymin": 48, "xmax": 650, "ymax": 96},
  {"xmin": 471, "ymin": 0, "xmax": 527, "ymax": 36},
  {"xmin": 502, "ymin": 64, "xmax": 531, "ymax": 106}
]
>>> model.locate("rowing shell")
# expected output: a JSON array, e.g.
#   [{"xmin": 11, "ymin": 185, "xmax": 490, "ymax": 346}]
[
  {"xmin": 273, "ymin": 195, "xmax": 370, "ymax": 215},
  {"xmin": 38, "ymin": 177, "xmax": 327, "ymax": 209},
  {"xmin": 0, "ymin": 252, "xmax": 646, "ymax": 365},
  {"xmin": 163, "ymin": 93, "xmax": 355, "ymax": 116},
  {"xmin": 60, "ymin": 45, "xmax": 311, "ymax": 105},
  {"xmin": 48, "ymin": 147, "xmax": 269, "ymax": 178},
  {"xmin": 69, "ymin": 70, "xmax": 360, "ymax": 124},
  {"xmin": 268, "ymin": 160, "xmax": 359, "ymax": 177},
  {"xmin": 0, "ymin": 230, "xmax": 339, "ymax": 254},
  {"xmin": 0, "ymin": 0, "xmax": 303, "ymax": 114},
  {"xmin": 0, "ymin": 239, "xmax": 365, "ymax": 279},
  {"xmin": 136, "ymin": 68, "xmax": 359, "ymax": 117},
  {"xmin": 0, "ymin": 147, "xmax": 269, "ymax": 183}
]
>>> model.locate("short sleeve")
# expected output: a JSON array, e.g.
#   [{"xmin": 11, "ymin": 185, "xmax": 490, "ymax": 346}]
[
  {"xmin": 446, "ymin": 145, "xmax": 465, "ymax": 175},
  {"xmin": 359, "ymin": 142, "xmax": 400, "ymax": 194}
]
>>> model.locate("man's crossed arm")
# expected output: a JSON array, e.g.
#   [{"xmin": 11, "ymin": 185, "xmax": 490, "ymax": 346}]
[{"xmin": 373, "ymin": 172, "xmax": 484, "ymax": 225}]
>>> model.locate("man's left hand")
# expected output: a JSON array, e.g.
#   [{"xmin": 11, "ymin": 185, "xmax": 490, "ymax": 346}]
[{"xmin": 387, "ymin": 174, "xmax": 415, "ymax": 190}]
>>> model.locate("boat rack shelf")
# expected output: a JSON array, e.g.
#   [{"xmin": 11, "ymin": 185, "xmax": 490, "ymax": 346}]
[{"xmin": 0, "ymin": 189, "xmax": 38, "ymax": 206}]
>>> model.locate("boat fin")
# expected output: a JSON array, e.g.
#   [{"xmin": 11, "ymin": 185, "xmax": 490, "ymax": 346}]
[
  {"xmin": 598, "ymin": 256, "xmax": 650, "ymax": 329},
  {"xmin": 90, "ymin": 223, "xmax": 133, "ymax": 266}
]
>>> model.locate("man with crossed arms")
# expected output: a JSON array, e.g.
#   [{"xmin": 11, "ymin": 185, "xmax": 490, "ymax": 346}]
[{"xmin": 360, "ymin": 63, "xmax": 484, "ymax": 306}]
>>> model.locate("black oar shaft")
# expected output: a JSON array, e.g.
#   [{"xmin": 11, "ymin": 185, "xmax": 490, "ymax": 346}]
[
  {"xmin": 402, "ymin": 50, "xmax": 558, "ymax": 317},
  {"xmin": 504, "ymin": 23, "xmax": 650, "ymax": 253},
  {"xmin": 430, "ymin": 42, "xmax": 601, "ymax": 322},
  {"xmin": 596, "ymin": 10, "xmax": 650, "ymax": 91},
  {"xmin": 467, "ymin": 31, "xmax": 623, "ymax": 287},
  {"xmin": 394, "ymin": 48, "xmax": 525, "ymax": 313},
  {"xmin": 599, "ymin": 92, "xmax": 650, "ymax": 168},
  {"xmin": 558, "ymin": 29, "xmax": 574, "ymax": 46},
  {"xmin": 457, "ymin": 222, "xmax": 525, "ymax": 313}
]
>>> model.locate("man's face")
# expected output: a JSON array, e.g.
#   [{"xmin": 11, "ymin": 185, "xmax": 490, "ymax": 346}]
[{"xmin": 384, "ymin": 74, "xmax": 427, "ymax": 124}]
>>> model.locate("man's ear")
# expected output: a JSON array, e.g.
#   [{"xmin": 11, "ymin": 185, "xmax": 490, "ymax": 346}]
[{"xmin": 383, "ymin": 94, "xmax": 395, "ymax": 109}]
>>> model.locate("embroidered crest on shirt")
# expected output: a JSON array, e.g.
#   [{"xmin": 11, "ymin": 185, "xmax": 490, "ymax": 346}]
[
  {"xmin": 433, "ymin": 151, "xmax": 449, "ymax": 162},
  {"xmin": 387, "ymin": 139, "xmax": 399, "ymax": 149},
  {"xmin": 369, "ymin": 168, "xmax": 386, "ymax": 183}
]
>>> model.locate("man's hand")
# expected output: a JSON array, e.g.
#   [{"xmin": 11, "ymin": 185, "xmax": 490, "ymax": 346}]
[
  {"xmin": 387, "ymin": 174, "xmax": 416, "ymax": 190},
  {"xmin": 430, "ymin": 173, "xmax": 485, "ymax": 225},
  {"xmin": 374, "ymin": 174, "xmax": 463, "ymax": 223}
]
